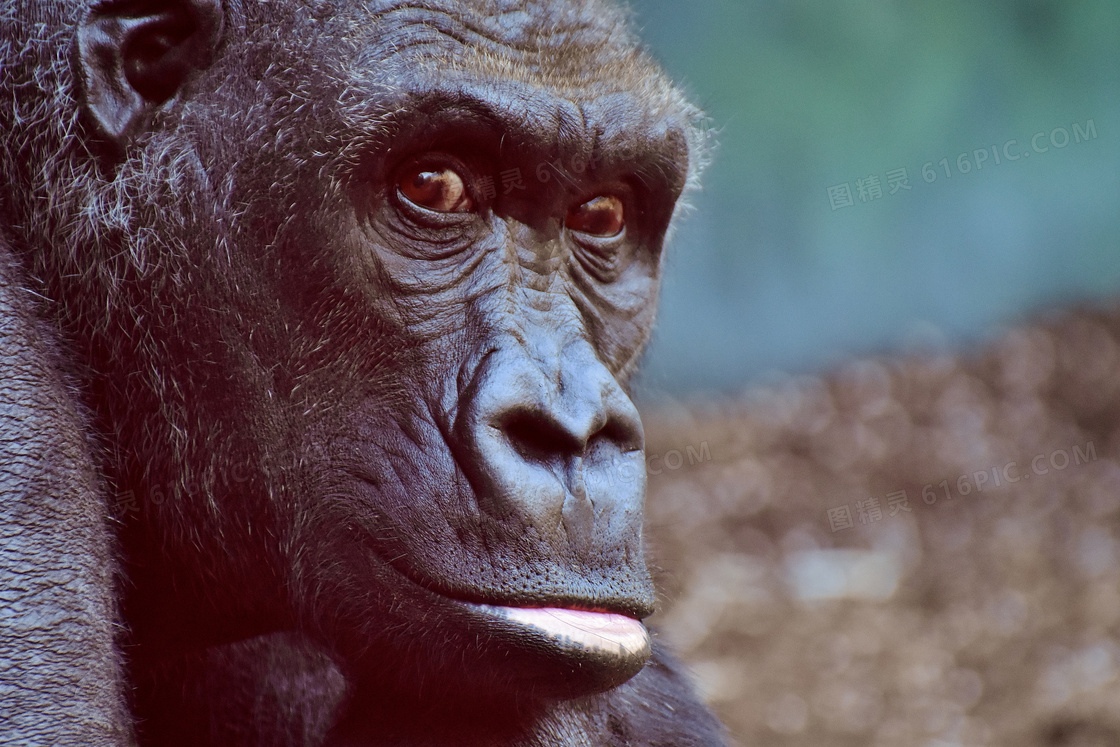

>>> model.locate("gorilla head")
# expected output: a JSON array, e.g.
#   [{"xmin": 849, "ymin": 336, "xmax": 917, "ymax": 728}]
[{"xmin": 0, "ymin": 0, "xmax": 706, "ymax": 740}]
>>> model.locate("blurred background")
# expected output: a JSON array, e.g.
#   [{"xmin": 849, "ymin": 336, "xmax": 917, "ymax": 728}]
[
  {"xmin": 629, "ymin": 0, "xmax": 1120, "ymax": 398},
  {"xmin": 624, "ymin": 2, "xmax": 1120, "ymax": 745}
]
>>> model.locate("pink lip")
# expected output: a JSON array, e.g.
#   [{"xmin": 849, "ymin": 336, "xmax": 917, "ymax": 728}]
[{"xmin": 481, "ymin": 605, "xmax": 651, "ymax": 660}]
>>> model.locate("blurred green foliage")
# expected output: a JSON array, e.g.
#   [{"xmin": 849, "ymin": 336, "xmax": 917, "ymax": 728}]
[{"xmin": 630, "ymin": 0, "xmax": 1120, "ymax": 395}]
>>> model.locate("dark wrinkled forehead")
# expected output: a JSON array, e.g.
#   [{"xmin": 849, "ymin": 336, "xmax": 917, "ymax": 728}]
[
  {"xmin": 317, "ymin": 1, "xmax": 694, "ymax": 160},
  {"xmin": 226, "ymin": 0, "xmax": 700, "ymax": 185},
  {"xmin": 334, "ymin": 0, "xmax": 687, "ymax": 114}
]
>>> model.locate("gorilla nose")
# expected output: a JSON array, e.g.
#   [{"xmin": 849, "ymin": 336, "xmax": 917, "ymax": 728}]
[
  {"xmin": 498, "ymin": 388, "xmax": 633, "ymax": 463},
  {"xmin": 454, "ymin": 342, "xmax": 646, "ymax": 538}
]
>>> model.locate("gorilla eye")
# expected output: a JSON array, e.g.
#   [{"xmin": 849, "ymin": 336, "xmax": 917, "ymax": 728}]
[
  {"xmin": 566, "ymin": 195, "xmax": 624, "ymax": 238},
  {"xmin": 397, "ymin": 165, "xmax": 474, "ymax": 213}
]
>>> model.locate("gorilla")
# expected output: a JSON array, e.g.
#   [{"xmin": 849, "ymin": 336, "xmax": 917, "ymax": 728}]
[{"xmin": 0, "ymin": 0, "xmax": 724, "ymax": 744}]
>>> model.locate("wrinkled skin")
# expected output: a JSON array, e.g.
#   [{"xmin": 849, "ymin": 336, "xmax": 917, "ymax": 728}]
[
  {"xmin": 0, "ymin": 0, "xmax": 725, "ymax": 744},
  {"xmin": 0, "ymin": 240, "xmax": 132, "ymax": 745}
]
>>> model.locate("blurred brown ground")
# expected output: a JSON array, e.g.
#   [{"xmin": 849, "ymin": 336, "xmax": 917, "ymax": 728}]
[{"xmin": 641, "ymin": 303, "xmax": 1120, "ymax": 747}]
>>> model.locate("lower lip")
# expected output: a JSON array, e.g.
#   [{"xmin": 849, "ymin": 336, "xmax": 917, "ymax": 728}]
[{"xmin": 473, "ymin": 605, "xmax": 652, "ymax": 661}]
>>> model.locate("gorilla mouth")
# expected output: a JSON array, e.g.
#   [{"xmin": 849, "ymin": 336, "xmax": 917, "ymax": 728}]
[
  {"xmin": 383, "ymin": 559, "xmax": 655, "ymax": 694},
  {"xmin": 474, "ymin": 604, "xmax": 652, "ymax": 663},
  {"xmin": 458, "ymin": 602, "xmax": 654, "ymax": 695}
]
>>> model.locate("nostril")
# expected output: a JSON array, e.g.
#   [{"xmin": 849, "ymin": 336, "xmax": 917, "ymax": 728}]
[
  {"xmin": 501, "ymin": 410, "xmax": 584, "ymax": 464},
  {"xmin": 596, "ymin": 417, "xmax": 640, "ymax": 454}
]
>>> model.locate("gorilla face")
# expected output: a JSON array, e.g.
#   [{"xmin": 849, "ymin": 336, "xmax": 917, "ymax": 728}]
[{"xmin": 62, "ymin": 0, "xmax": 697, "ymax": 713}]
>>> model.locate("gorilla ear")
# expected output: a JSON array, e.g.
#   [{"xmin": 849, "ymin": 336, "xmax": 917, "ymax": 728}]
[{"xmin": 77, "ymin": 0, "xmax": 223, "ymax": 144}]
